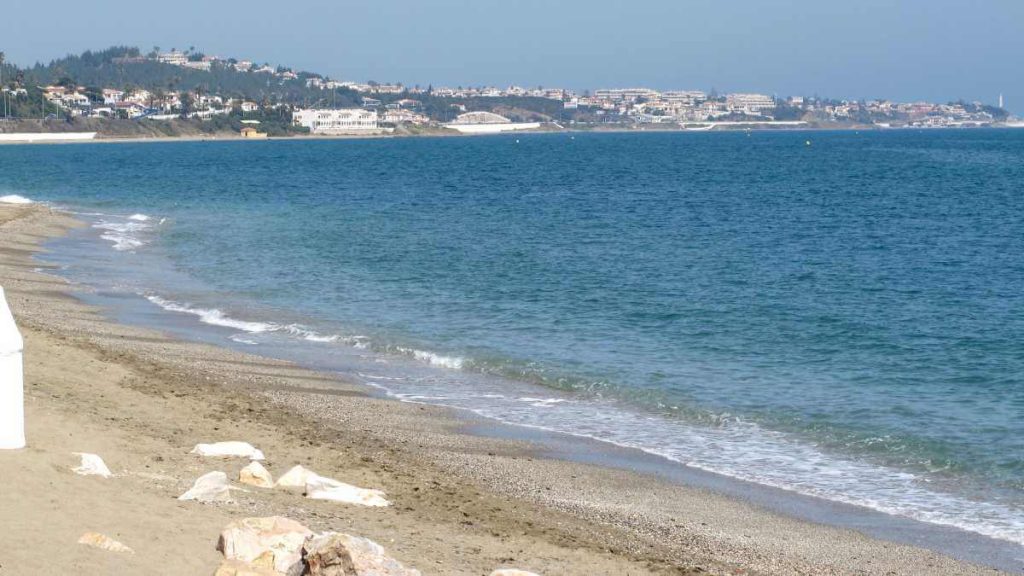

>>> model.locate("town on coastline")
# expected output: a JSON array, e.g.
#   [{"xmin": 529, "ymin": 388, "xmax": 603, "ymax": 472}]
[{"xmin": 0, "ymin": 46, "xmax": 1018, "ymax": 140}]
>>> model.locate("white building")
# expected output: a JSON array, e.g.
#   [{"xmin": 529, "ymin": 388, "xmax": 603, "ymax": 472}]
[
  {"xmin": 157, "ymin": 52, "xmax": 189, "ymax": 66},
  {"xmin": 102, "ymin": 89, "xmax": 124, "ymax": 104},
  {"xmin": 443, "ymin": 111, "xmax": 541, "ymax": 134},
  {"xmin": 182, "ymin": 60, "xmax": 212, "ymax": 71},
  {"xmin": 593, "ymin": 88, "xmax": 661, "ymax": 103},
  {"xmin": 662, "ymin": 91, "xmax": 707, "ymax": 105},
  {"xmin": 725, "ymin": 93, "xmax": 776, "ymax": 115},
  {"xmin": 292, "ymin": 108, "xmax": 380, "ymax": 134}
]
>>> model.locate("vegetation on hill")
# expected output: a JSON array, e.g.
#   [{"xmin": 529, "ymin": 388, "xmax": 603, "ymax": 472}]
[
  {"xmin": 0, "ymin": 46, "xmax": 575, "ymax": 124},
  {"xmin": 16, "ymin": 46, "xmax": 347, "ymax": 107}
]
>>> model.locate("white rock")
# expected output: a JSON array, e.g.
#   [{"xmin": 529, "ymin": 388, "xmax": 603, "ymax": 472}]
[
  {"xmin": 72, "ymin": 453, "xmax": 112, "ymax": 478},
  {"xmin": 490, "ymin": 570, "xmax": 542, "ymax": 576},
  {"xmin": 305, "ymin": 475, "xmax": 390, "ymax": 507},
  {"xmin": 239, "ymin": 461, "xmax": 274, "ymax": 488},
  {"xmin": 304, "ymin": 532, "xmax": 420, "ymax": 576},
  {"xmin": 217, "ymin": 516, "xmax": 313, "ymax": 575},
  {"xmin": 78, "ymin": 532, "xmax": 134, "ymax": 553},
  {"xmin": 191, "ymin": 441, "xmax": 265, "ymax": 460},
  {"xmin": 274, "ymin": 465, "xmax": 318, "ymax": 488},
  {"xmin": 178, "ymin": 471, "xmax": 234, "ymax": 503}
]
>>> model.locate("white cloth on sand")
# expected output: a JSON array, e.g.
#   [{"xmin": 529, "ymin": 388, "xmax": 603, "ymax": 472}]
[
  {"xmin": 72, "ymin": 453, "xmax": 112, "ymax": 478},
  {"xmin": 190, "ymin": 441, "xmax": 265, "ymax": 460},
  {"xmin": 305, "ymin": 474, "xmax": 390, "ymax": 507}
]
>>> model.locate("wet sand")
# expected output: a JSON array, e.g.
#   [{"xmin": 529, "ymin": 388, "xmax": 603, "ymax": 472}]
[{"xmin": 0, "ymin": 203, "xmax": 1010, "ymax": 575}]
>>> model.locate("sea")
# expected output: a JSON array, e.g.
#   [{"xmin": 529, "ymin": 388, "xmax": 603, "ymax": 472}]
[{"xmin": 2, "ymin": 130, "xmax": 1022, "ymax": 563}]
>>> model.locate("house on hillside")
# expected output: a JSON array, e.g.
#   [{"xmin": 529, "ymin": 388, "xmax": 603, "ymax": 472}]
[
  {"xmin": 113, "ymin": 101, "xmax": 148, "ymax": 119},
  {"xmin": 102, "ymin": 89, "xmax": 124, "ymax": 105}
]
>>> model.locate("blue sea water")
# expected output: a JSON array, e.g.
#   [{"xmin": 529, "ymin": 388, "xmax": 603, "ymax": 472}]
[{"xmin": 2, "ymin": 130, "xmax": 1023, "ymax": 547}]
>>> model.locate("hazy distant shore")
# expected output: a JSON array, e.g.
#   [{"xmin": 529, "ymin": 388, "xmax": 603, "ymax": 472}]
[
  {"xmin": 1, "ymin": 121, "xmax": 1021, "ymax": 146},
  {"xmin": 0, "ymin": 202, "xmax": 1013, "ymax": 575}
]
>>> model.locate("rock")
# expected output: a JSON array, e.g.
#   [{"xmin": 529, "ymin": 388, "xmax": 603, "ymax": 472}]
[
  {"xmin": 192, "ymin": 441, "xmax": 265, "ymax": 460},
  {"xmin": 240, "ymin": 461, "xmax": 274, "ymax": 488},
  {"xmin": 305, "ymin": 475, "xmax": 390, "ymax": 507},
  {"xmin": 217, "ymin": 516, "xmax": 313, "ymax": 575},
  {"xmin": 179, "ymin": 471, "xmax": 234, "ymax": 503},
  {"xmin": 77, "ymin": 532, "xmax": 134, "ymax": 553},
  {"xmin": 303, "ymin": 533, "xmax": 420, "ymax": 576},
  {"xmin": 490, "ymin": 570, "xmax": 542, "ymax": 576},
  {"xmin": 274, "ymin": 465, "xmax": 317, "ymax": 488},
  {"xmin": 72, "ymin": 453, "xmax": 112, "ymax": 478},
  {"xmin": 213, "ymin": 559, "xmax": 280, "ymax": 576}
]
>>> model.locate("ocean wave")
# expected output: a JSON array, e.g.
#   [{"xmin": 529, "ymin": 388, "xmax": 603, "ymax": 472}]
[
  {"xmin": 145, "ymin": 294, "xmax": 352, "ymax": 347},
  {"xmin": 394, "ymin": 346, "xmax": 466, "ymax": 369},
  {"xmin": 423, "ymin": 396, "xmax": 1024, "ymax": 546},
  {"xmin": 0, "ymin": 194, "xmax": 33, "ymax": 204},
  {"xmin": 281, "ymin": 324, "xmax": 341, "ymax": 343},
  {"xmin": 146, "ymin": 295, "xmax": 278, "ymax": 333},
  {"xmin": 93, "ymin": 219, "xmax": 153, "ymax": 252},
  {"xmin": 517, "ymin": 397, "xmax": 570, "ymax": 407},
  {"xmin": 136, "ymin": 291, "xmax": 1024, "ymax": 545},
  {"xmin": 128, "ymin": 213, "xmax": 151, "ymax": 221}
]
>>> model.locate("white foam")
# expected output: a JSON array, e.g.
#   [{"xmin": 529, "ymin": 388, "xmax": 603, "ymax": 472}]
[
  {"xmin": 517, "ymin": 397, "xmax": 570, "ymax": 407},
  {"xmin": 128, "ymin": 213, "xmax": 151, "ymax": 221},
  {"xmin": 0, "ymin": 194, "xmax": 33, "ymax": 204},
  {"xmin": 282, "ymin": 324, "xmax": 340, "ymax": 343},
  {"xmin": 93, "ymin": 219, "xmax": 152, "ymax": 252},
  {"xmin": 146, "ymin": 295, "xmax": 278, "ymax": 333},
  {"xmin": 395, "ymin": 346, "xmax": 465, "ymax": 369}
]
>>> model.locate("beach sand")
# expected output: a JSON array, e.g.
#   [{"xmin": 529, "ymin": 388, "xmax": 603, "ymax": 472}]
[{"xmin": 0, "ymin": 203, "xmax": 1006, "ymax": 575}]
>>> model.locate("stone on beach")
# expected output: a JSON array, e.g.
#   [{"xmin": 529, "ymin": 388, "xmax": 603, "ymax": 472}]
[
  {"xmin": 239, "ymin": 461, "xmax": 274, "ymax": 488},
  {"xmin": 72, "ymin": 452, "xmax": 112, "ymax": 478},
  {"xmin": 303, "ymin": 532, "xmax": 420, "ymax": 576},
  {"xmin": 490, "ymin": 570, "xmax": 542, "ymax": 576},
  {"xmin": 274, "ymin": 465, "xmax": 317, "ymax": 488},
  {"xmin": 217, "ymin": 516, "xmax": 313, "ymax": 575},
  {"xmin": 179, "ymin": 470, "xmax": 234, "ymax": 503},
  {"xmin": 191, "ymin": 441, "xmax": 265, "ymax": 460},
  {"xmin": 304, "ymin": 475, "xmax": 390, "ymax": 507},
  {"xmin": 77, "ymin": 532, "xmax": 134, "ymax": 553}
]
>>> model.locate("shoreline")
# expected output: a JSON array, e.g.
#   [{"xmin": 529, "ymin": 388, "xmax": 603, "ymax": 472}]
[
  {"xmin": 0, "ymin": 203, "xmax": 1016, "ymax": 575},
  {"xmin": 1, "ymin": 122, "xmax": 1022, "ymax": 146}
]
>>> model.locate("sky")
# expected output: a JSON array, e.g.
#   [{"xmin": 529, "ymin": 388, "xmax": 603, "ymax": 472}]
[{"xmin": 2, "ymin": 0, "xmax": 1021, "ymax": 108}]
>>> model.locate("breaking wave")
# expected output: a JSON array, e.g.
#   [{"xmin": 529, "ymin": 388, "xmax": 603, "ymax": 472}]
[{"xmin": 0, "ymin": 194, "xmax": 33, "ymax": 204}]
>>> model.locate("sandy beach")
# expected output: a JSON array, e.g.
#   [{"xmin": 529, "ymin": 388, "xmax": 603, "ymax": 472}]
[{"xmin": 0, "ymin": 202, "xmax": 1009, "ymax": 575}]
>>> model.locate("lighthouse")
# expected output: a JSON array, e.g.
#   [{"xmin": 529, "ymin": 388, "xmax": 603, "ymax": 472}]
[{"xmin": 999, "ymin": 94, "xmax": 1004, "ymax": 109}]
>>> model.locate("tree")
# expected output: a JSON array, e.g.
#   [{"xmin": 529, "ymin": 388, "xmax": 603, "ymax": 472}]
[{"xmin": 179, "ymin": 92, "xmax": 194, "ymax": 118}]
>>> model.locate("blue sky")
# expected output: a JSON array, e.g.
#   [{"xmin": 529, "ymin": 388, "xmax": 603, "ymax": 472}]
[{"xmin": 3, "ymin": 0, "xmax": 1020, "ymax": 108}]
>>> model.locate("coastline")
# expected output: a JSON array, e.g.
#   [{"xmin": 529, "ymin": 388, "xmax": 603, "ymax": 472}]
[
  {"xmin": 1, "ymin": 122, "xmax": 1022, "ymax": 146},
  {"xmin": 0, "ymin": 203, "xmax": 1014, "ymax": 575}
]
